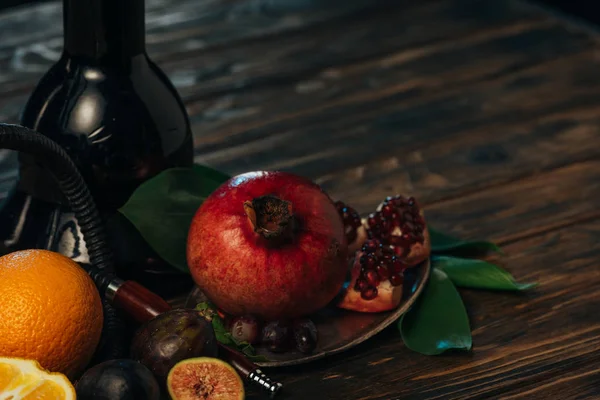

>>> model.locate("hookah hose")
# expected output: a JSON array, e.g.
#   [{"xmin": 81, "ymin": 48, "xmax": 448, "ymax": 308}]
[
  {"xmin": 0, "ymin": 123, "xmax": 126, "ymax": 361},
  {"xmin": 0, "ymin": 123, "xmax": 284, "ymax": 397}
]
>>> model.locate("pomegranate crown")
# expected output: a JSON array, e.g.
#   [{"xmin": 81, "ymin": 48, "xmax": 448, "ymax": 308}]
[{"xmin": 243, "ymin": 195, "xmax": 296, "ymax": 240}]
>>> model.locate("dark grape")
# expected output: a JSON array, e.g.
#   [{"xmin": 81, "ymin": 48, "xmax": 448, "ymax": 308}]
[
  {"xmin": 229, "ymin": 315, "xmax": 260, "ymax": 344},
  {"xmin": 261, "ymin": 321, "xmax": 292, "ymax": 353},
  {"xmin": 292, "ymin": 319, "xmax": 318, "ymax": 354}
]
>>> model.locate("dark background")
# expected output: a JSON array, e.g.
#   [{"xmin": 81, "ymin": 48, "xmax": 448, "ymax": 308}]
[{"xmin": 0, "ymin": 0, "xmax": 599, "ymax": 25}]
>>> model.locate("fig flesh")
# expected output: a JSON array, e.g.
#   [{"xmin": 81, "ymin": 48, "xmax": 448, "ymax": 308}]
[
  {"xmin": 75, "ymin": 359, "xmax": 160, "ymax": 400},
  {"xmin": 167, "ymin": 357, "xmax": 245, "ymax": 400},
  {"xmin": 130, "ymin": 309, "xmax": 218, "ymax": 386}
]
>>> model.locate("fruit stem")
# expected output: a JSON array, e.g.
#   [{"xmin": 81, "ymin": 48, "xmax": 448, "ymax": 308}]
[{"xmin": 244, "ymin": 195, "xmax": 296, "ymax": 241}]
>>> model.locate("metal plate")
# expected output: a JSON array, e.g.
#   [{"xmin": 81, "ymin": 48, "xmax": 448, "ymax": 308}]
[{"xmin": 185, "ymin": 259, "xmax": 430, "ymax": 368}]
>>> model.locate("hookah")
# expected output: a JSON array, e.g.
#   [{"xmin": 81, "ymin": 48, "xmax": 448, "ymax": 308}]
[{"xmin": 0, "ymin": 123, "xmax": 283, "ymax": 397}]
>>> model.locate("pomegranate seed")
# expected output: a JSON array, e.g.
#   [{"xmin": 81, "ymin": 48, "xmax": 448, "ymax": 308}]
[
  {"xmin": 361, "ymin": 286, "xmax": 378, "ymax": 300},
  {"xmin": 334, "ymin": 200, "xmax": 362, "ymax": 244},
  {"xmin": 365, "ymin": 255, "xmax": 377, "ymax": 269},
  {"xmin": 393, "ymin": 246, "xmax": 406, "ymax": 257},
  {"xmin": 381, "ymin": 204, "xmax": 394, "ymax": 218},
  {"xmin": 366, "ymin": 239, "xmax": 380, "ymax": 250},
  {"xmin": 381, "ymin": 219, "xmax": 392, "ymax": 232},
  {"xmin": 393, "ymin": 197, "xmax": 405, "ymax": 207},
  {"xmin": 381, "ymin": 245, "xmax": 394, "ymax": 255},
  {"xmin": 364, "ymin": 270, "xmax": 380, "ymax": 287},
  {"xmin": 392, "ymin": 257, "xmax": 405, "ymax": 273},
  {"xmin": 376, "ymin": 265, "xmax": 390, "ymax": 280},
  {"xmin": 367, "ymin": 213, "xmax": 380, "ymax": 228},
  {"xmin": 389, "ymin": 235, "xmax": 406, "ymax": 247},
  {"xmin": 390, "ymin": 273, "xmax": 403, "ymax": 286},
  {"xmin": 354, "ymin": 278, "xmax": 369, "ymax": 292}
]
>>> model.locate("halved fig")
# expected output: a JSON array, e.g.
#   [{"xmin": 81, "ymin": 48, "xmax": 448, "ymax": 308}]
[{"xmin": 167, "ymin": 357, "xmax": 244, "ymax": 400}]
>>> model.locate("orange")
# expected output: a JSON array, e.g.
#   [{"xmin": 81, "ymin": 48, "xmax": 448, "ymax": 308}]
[
  {"xmin": 0, "ymin": 249, "xmax": 103, "ymax": 380},
  {"xmin": 0, "ymin": 356, "xmax": 75, "ymax": 400}
]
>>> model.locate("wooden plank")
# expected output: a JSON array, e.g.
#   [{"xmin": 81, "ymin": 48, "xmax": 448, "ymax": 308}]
[
  {"xmin": 0, "ymin": 0, "xmax": 558, "ymax": 196},
  {"xmin": 0, "ymin": 0, "xmax": 542, "ymax": 117},
  {"xmin": 186, "ymin": 33, "xmax": 599, "ymax": 176},
  {"xmin": 163, "ymin": 0, "xmax": 546, "ymax": 101},
  {"xmin": 182, "ymin": 49, "xmax": 600, "ymax": 218},
  {"xmin": 2, "ymin": 27, "xmax": 600, "ymax": 215},
  {"xmin": 245, "ymin": 212, "xmax": 600, "ymax": 399},
  {"xmin": 317, "ymin": 99, "xmax": 600, "ymax": 213},
  {"xmin": 422, "ymin": 160, "xmax": 600, "ymax": 244},
  {"xmin": 0, "ymin": 0, "xmax": 391, "ymax": 95}
]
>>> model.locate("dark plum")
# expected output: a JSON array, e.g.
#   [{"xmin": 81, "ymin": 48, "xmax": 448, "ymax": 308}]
[
  {"xmin": 293, "ymin": 319, "xmax": 318, "ymax": 354},
  {"xmin": 75, "ymin": 359, "xmax": 160, "ymax": 400},
  {"xmin": 130, "ymin": 309, "xmax": 218, "ymax": 386},
  {"xmin": 229, "ymin": 315, "xmax": 260, "ymax": 344},
  {"xmin": 261, "ymin": 321, "xmax": 292, "ymax": 353}
]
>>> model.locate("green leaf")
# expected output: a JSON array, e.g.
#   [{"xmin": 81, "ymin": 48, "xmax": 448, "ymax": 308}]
[
  {"xmin": 195, "ymin": 302, "xmax": 270, "ymax": 362},
  {"xmin": 118, "ymin": 165, "xmax": 230, "ymax": 272},
  {"xmin": 399, "ymin": 268, "xmax": 472, "ymax": 355},
  {"xmin": 433, "ymin": 256, "xmax": 537, "ymax": 291},
  {"xmin": 429, "ymin": 227, "xmax": 503, "ymax": 254}
]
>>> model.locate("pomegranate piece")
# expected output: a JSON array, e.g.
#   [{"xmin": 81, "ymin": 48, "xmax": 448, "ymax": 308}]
[
  {"xmin": 367, "ymin": 195, "xmax": 431, "ymax": 267},
  {"xmin": 337, "ymin": 243, "xmax": 405, "ymax": 313},
  {"xmin": 335, "ymin": 200, "xmax": 367, "ymax": 253}
]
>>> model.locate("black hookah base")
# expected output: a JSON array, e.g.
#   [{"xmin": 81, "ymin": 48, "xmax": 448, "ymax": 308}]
[{"xmin": 0, "ymin": 190, "xmax": 194, "ymax": 300}]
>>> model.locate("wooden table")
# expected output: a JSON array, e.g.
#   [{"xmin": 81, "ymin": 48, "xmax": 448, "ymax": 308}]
[{"xmin": 1, "ymin": 0, "xmax": 599, "ymax": 398}]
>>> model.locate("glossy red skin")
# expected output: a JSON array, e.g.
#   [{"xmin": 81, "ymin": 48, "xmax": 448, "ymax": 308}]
[{"xmin": 187, "ymin": 171, "xmax": 348, "ymax": 321}]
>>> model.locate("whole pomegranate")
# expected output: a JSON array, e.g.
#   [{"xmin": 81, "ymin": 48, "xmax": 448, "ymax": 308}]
[{"xmin": 187, "ymin": 171, "xmax": 348, "ymax": 321}]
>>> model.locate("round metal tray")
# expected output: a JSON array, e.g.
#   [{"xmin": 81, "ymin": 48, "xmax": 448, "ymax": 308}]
[{"xmin": 185, "ymin": 259, "xmax": 430, "ymax": 367}]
